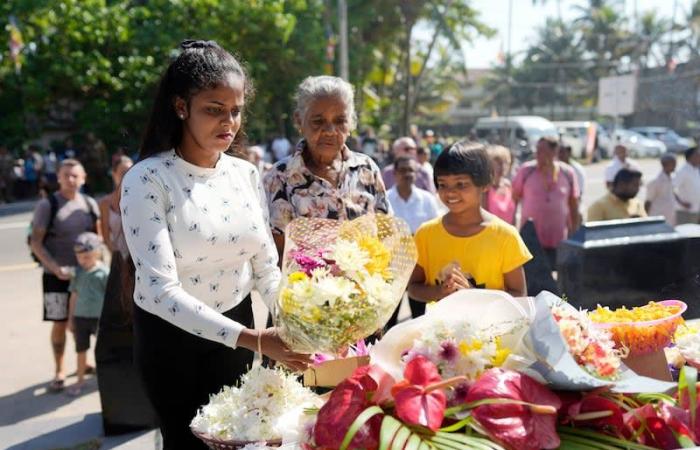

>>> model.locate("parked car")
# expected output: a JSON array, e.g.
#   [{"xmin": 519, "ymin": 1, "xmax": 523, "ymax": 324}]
[
  {"xmin": 473, "ymin": 116, "xmax": 558, "ymax": 162},
  {"xmin": 612, "ymin": 129, "xmax": 666, "ymax": 157},
  {"xmin": 553, "ymin": 121, "xmax": 611, "ymax": 162},
  {"xmin": 629, "ymin": 126, "xmax": 694, "ymax": 153}
]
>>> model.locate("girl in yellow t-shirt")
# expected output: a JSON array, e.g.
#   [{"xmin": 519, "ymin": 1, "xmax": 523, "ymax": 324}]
[{"xmin": 408, "ymin": 141, "xmax": 533, "ymax": 302}]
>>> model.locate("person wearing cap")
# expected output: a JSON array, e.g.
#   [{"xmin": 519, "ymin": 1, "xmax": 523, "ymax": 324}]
[
  {"xmin": 66, "ymin": 232, "xmax": 109, "ymax": 396},
  {"xmin": 587, "ymin": 168, "xmax": 647, "ymax": 222}
]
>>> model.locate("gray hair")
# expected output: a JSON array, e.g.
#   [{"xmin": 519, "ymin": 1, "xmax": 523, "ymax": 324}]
[{"xmin": 294, "ymin": 76, "xmax": 356, "ymax": 130}]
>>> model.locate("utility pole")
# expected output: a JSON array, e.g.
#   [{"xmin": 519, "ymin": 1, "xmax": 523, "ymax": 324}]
[{"xmin": 338, "ymin": 0, "xmax": 349, "ymax": 81}]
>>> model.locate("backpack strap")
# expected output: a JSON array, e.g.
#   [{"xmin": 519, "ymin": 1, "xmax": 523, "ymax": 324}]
[
  {"xmin": 521, "ymin": 165, "xmax": 538, "ymax": 186},
  {"xmin": 522, "ymin": 163, "xmax": 575, "ymax": 192},
  {"xmin": 557, "ymin": 162, "xmax": 575, "ymax": 192},
  {"xmin": 45, "ymin": 193, "xmax": 60, "ymax": 237},
  {"xmin": 80, "ymin": 193, "xmax": 100, "ymax": 232}
]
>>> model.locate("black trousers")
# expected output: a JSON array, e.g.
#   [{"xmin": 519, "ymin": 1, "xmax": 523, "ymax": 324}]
[{"xmin": 133, "ymin": 295, "xmax": 254, "ymax": 450}]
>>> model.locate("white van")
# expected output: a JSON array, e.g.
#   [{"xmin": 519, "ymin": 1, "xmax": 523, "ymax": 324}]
[
  {"xmin": 554, "ymin": 121, "xmax": 612, "ymax": 162},
  {"xmin": 473, "ymin": 116, "xmax": 558, "ymax": 162}
]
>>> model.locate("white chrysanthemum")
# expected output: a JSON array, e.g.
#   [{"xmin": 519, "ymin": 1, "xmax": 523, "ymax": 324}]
[
  {"xmin": 362, "ymin": 273, "xmax": 392, "ymax": 308},
  {"xmin": 190, "ymin": 366, "xmax": 321, "ymax": 442},
  {"xmin": 331, "ymin": 239, "xmax": 370, "ymax": 274},
  {"xmin": 288, "ymin": 277, "xmax": 314, "ymax": 303},
  {"xmin": 677, "ymin": 332, "xmax": 700, "ymax": 362},
  {"xmin": 312, "ymin": 274, "xmax": 358, "ymax": 307}
]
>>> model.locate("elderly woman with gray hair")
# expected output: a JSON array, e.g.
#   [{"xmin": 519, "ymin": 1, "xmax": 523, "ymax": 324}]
[{"xmin": 263, "ymin": 75, "xmax": 390, "ymax": 256}]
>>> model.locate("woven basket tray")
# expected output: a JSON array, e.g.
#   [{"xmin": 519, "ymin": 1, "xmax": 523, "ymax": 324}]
[{"xmin": 191, "ymin": 428, "xmax": 282, "ymax": 449}]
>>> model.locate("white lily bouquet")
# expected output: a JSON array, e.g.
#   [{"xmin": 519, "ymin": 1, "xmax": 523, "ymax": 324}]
[
  {"xmin": 190, "ymin": 366, "xmax": 322, "ymax": 446},
  {"xmin": 275, "ymin": 214, "xmax": 417, "ymax": 355}
]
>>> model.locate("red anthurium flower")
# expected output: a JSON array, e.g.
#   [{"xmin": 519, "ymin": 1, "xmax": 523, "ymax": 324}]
[
  {"xmin": 391, "ymin": 356, "xmax": 447, "ymax": 432},
  {"xmin": 567, "ymin": 395, "xmax": 625, "ymax": 434},
  {"xmin": 624, "ymin": 404, "xmax": 680, "ymax": 450},
  {"xmin": 658, "ymin": 403, "xmax": 696, "ymax": 443},
  {"xmin": 314, "ymin": 365, "xmax": 390, "ymax": 450},
  {"xmin": 465, "ymin": 369, "xmax": 562, "ymax": 450}
]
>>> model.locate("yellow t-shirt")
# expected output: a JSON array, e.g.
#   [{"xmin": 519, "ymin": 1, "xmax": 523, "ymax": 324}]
[{"xmin": 414, "ymin": 215, "xmax": 533, "ymax": 291}]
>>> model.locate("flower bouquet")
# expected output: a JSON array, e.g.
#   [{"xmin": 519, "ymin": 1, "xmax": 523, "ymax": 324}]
[
  {"xmin": 301, "ymin": 349, "xmax": 700, "ymax": 450},
  {"xmin": 551, "ymin": 303, "xmax": 625, "ymax": 380},
  {"xmin": 525, "ymin": 291, "xmax": 677, "ymax": 392},
  {"xmin": 190, "ymin": 366, "xmax": 322, "ymax": 449},
  {"xmin": 371, "ymin": 289, "xmax": 533, "ymax": 385},
  {"xmin": 275, "ymin": 214, "xmax": 416, "ymax": 355}
]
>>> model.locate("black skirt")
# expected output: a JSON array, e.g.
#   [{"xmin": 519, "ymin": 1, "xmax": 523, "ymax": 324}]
[{"xmin": 133, "ymin": 295, "xmax": 254, "ymax": 450}]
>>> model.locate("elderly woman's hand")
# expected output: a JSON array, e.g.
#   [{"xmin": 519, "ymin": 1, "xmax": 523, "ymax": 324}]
[{"xmin": 237, "ymin": 327, "xmax": 313, "ymax": 372}]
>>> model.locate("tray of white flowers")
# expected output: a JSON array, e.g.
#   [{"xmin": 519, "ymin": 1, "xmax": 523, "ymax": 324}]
[{"xmin": 190, "ymin": 366, "xmax": 322, "ymax": 449}]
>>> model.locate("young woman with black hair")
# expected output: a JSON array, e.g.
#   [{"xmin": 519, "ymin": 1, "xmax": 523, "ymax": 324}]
[{"xmin": 120, "ymin": 40, "xmax": 312, "ymax": 449}]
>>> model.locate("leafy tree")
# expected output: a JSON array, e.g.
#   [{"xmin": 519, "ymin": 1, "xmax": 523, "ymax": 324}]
[{"xmin": 0, "ymin": 0, "xmax": 326, "ymax": 150}]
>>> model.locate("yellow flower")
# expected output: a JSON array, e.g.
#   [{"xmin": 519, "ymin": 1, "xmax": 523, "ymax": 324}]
[
  {"xmin": 302, "ymin": 307, "xmax": 323, "ymax": 324},
  {"xmin": 491, "ymin": 338, "xmax": 511, "ymax": 366},
  {"xmin": 280, "ymin": 289, "xmax": 297, "ymax": 314},
  {"xmin": 459, "ymin": 339, "xmax": 483, "ymax": 355},
  {"xmin": 358, "ymin": 235, "xmax": 391, "ymax": 278},
  {"xmin": 288, "ymin": 271, "xmax": 308, "ymax": 284}
]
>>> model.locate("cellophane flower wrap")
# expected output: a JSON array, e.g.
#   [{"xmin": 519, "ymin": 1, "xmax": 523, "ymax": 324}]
[{"xmin": 275, "ymin": 214, "xmax": 417, "ymax": 354}]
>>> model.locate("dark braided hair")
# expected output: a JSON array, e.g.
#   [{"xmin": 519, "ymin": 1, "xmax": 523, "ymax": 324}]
[{"xmin": 138, "ymin": 39, "xmax": 254, "ymax": 161}]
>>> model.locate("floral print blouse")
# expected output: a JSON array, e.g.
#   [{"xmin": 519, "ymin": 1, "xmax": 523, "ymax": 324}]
[{"xmin": 262, "ymin": 141, "xmax": 391, "ymax": 235}]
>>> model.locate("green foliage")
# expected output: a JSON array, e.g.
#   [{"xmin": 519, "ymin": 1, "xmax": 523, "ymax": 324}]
[
  {"xmin": 483, "ymin": 0, "xmax": 691, "ymax": 116},
  {"xmin": 0, "ymin": 0, "xmax": 492, "ymax": 148},
  {"xmin": 0, "ymin": 0, "xmax": 325, "ymax": 149},
  {"xmin": 340, "ymin": 404, "xmax": 507, "ymax": 450}
]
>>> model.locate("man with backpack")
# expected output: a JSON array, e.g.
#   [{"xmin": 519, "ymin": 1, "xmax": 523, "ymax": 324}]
[
  {"xmin": 29, "ymin": 159, "xmax": 100, "ymax": 392},
  {"xmin": 512, "ymin": 137, "xmax": 580, "ymax": 269}
]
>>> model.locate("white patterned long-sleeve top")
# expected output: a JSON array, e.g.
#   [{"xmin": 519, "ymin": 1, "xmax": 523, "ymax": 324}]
[{"xmin": 120, "ymin": 150, "xmax": 281, "ymax": 348}]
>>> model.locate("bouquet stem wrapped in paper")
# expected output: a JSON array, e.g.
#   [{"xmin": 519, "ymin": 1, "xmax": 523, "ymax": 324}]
[{"xmin": 275, "ymin": 214, "xmax": 417, "ymax": 355}]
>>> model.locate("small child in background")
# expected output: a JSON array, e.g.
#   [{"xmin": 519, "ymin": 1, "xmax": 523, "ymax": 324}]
[
  {"xmin": 483, "ymin": 145, "xmax": 515, "ymax": 224},
  {"xmin": 408, "ymin": 141, "xmax": 532, "ymax": 302},
  {"xmin": 67, "ymin": 232, "xmax": 109, "ymax": 396}
]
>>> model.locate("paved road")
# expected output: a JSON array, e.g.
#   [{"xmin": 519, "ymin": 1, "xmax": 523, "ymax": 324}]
[{"xmin": 0, "ymin": 156, "xmax": 665, "ymax": 449}]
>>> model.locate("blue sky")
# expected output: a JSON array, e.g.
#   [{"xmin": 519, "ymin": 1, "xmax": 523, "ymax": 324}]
[{"xmin": 457, "ymin": 0, "xmax": 694, "ymax": 68}]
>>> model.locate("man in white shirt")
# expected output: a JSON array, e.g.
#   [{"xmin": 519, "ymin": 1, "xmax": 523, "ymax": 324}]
[
  {"xmin": 605, "ymin": 145, "xmax": 640, "ymax": 189},
  {"xmin": 645, "ymin": 153, "xmax": 678, "ymax": 225},
  {"xmin": 674, "ymin": 147, "xmax": 700, "ymax": 224},
  {"xmin": 387, "ymin": 157, "xmax": 440, "ymax": 234},
  {"xmin": 386, "ymin": 156, "xmax": 440, "ymax": 327},
  {"xmin": 558, "ymin": 144, "xmax": 585, "ymax": 200},
  {"xmin": 382, "ymin": 137, "xmax": 436, "ymax": 193}
]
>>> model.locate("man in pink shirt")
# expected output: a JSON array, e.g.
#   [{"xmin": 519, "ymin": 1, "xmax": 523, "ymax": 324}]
[{"xmin": 512, "ymin": 137, "xmax": 580, "ymax": 268}]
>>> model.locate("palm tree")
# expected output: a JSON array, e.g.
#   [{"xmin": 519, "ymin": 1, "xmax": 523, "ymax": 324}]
[
  {"xmin": 634, "ymin": 11, "xmax": 671, "ymax": 69},
  {"xmin": 519, "ymin": 18, "xmax": 587, "ymax": 116},
  {"xmin": 573, "ymin": 0, "xmax": 630, "ymax": 78}
]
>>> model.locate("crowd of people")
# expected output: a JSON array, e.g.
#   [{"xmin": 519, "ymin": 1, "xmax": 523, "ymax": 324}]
[
  {"xmin": 19, "ymin": 39, "xmax": 700, "ymax": 450},
  {"xmin": 0, "ymin": 135, "xmax": 115, "ymax": 203}
]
